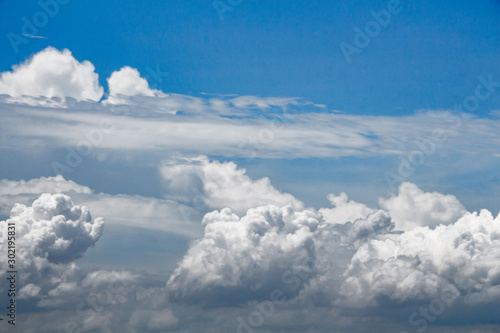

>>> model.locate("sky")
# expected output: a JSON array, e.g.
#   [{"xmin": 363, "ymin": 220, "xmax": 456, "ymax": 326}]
[{"xmin": 0, "ymin": 0, "xmax": 499, "ymax": 332}]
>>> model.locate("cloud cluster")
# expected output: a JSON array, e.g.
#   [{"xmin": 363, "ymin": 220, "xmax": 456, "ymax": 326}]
[
  {"xmin": 167, "ymin": 202, "xmax": 393, "ymax": 305},
  {"xmin": 0, "ymin": 193, "xmax": 105, "ymax": 310},
  {"xmin": 0, "ymin": 47, "xmax": 103, "ymax": 105},
  {"xmin": 340, "ymin": 209, "xmax": 500, "ymax": 307}
]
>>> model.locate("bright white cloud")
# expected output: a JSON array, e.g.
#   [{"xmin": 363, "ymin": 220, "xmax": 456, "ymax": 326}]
[
  {"xmin": 340, "ymin": 209, "xmax": 500, "ymax": 306},
  {"xmin": 319, "ymin": 192, "xmax": 376, "ymax": 224},
  {"xmin": 106, "ymin": 66, "xmax": 158, "ymax": 104},
  {"xmin": 379, "ymin": 182, "xmax": 467, "ymax": 231},
  {"xmin": 167, "ymin": 203, "xmax": 393, "ymax": 304},
  {"xmin": 161, "ymin": 156, "xmax": 303, "ymax": 216},
  {"xmin": 0, "ymin": 175, "xmax": 91, "ymax": 196},
  {"xmin": 1, "ymin": 193, "xmax": 104, "ymax": 264},
  {"xmin": 0, "ymin": 47, "xmax": 103, "ymax": 105},
  {"xmin": 167, "ymin": 204, "xmax": 321, "ymax": 303},
  {"xmin": 0, "ymin": 193, "xmax": 104, "ymax": 307}
]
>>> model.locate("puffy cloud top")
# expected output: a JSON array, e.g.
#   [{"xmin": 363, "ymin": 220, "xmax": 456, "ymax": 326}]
[
  {"xmin": 319, "ymin": 192, "xmax": 375, "ymax": 224},
  {"xmin": 161, "ymin": 156, "xmax": 303, "ymax": 216},
  {"xmin": 0, "ymin": 47, "xmax": 103, "ymax": 105},
  {"xmin": 106, "ymin": 66, "xmax": 158, "ymax": 104},
  {"xmin": 167, "ymin": 204, "xmax": 321, "ymax": 303},
  {"xmin": 1, "ymin": 193, "xmax": 104, "ymax": 264},
  {"xmin": 379, "ymin": 182, "xmax": 467, "ymax": 231},
  {"xmin": 340, "ymin": 209, "xmax": 500, "ymax": 306},
  {"xmin": 167, "ymin": 202, "xmax": 393, "ymax": 305}
]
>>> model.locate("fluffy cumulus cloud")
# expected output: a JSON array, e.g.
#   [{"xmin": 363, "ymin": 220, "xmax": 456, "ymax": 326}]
[
  {"xmin": 340, "ymin": 209, "xmax": 500, "ymax": 307},
  {"xmin": 0, "ymin": 193, "xmax": 104, "ymax": 266},
  {"xmin": 167, "ymin": 202, "xmax": 393, "ymax": 305},
  {"xmin": 167, "ymin": 204, "xmax": 322, "ymax": 304},
  {"xmin": 319, "ymin": 192, "xmax": 376, "ymax": 224},
  {"xmin": 0, "ymin": 192, "xmax": 105, "ymax": 309},
  {"xmin": 161, "ymin": 156, "xmax": 303, "ymax": 216},
  {"xmin": 0, "ymin": 47, "xmax": 103, "ymax": 105},
  {"xmin": 106, "ymin": 66, "xmax": 159, "ymax": 104},
  {"xmin": 379, "ymin": 182, "xmax": 467, "ymax": 231}
]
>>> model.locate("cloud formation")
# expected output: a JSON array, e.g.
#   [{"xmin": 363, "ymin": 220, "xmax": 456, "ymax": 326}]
[
  {"xmin": 167, "ymin": 202, "xmax": 393, "ymax": 305},
  {"xmin": 167, "ymin": 204, "xmax": 321, "ymax": 304},
  {"xmin": 340, "ymin": 209, "xmax": 500, "ymax": 307},
  {"xmin": 0, "ymin": 175, "xmax": 202, "ymax": 238},
  {"xmin": 319, "ymin": 192, "xmax": 376, "ymax": 224},
  {"xmin": 0, "ymin": 47, "xmax": 103, "ymax": 105},
  {"xmin": 379, "ymin": 182, "xmax": 467, "ymax": 231},
  {"xmin": 161, "ymin": 156, "xmax": 303, "ymax": 216},
  {"xmin": 106, "ymin": 66, "xmax": 159, "ymax": 104},
  {"xmin": 1, "ymin": 193, "xmax": 104, "ymax": 265}
]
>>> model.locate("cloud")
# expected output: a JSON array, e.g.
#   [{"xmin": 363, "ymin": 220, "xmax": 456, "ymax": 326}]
[
  {"xmin": 379, "ymin": 182, "xmax": 467, "ymax": 231},
  {"xmin": 0, "ymin": 174, "xmax": 91, "ymax": 196},
  {"xmin": 0, "ymin": 175, "xmax": 202, "ymax": 238},
  {"xmin": 167, "ymin": 204, "xmax": 321, "ymax": 304},
  {"xmin": 319, "ymin": 192, "xmax": 376, "ymax": 224},
  {"xmin": 167, "ymin": 203, "xmax": 393, "ymax": 305},
  {"xmin": 160, "ymin": 156, "xmax": 303, "ymax": 216},
  {"xmin": 0, "ymin": 175, "xmax": 91, "ymax": 215},
  {"xmin": 3, "ymin": 95, "xmax": 499, "ymax": 164},
  {"xmin": 340, "ymin": 209, "xmax": 500, "ymax": 307},
  {"xmin": 0, "ymin": 193, "xmax": 106, "ymax": 311},
  {"xmin": 106, "ymin": 66, "xmax": 159, "ymax": 104},
  {"xmin": 1, "ymin": 193, "xmax": 104, "ymax": 264},
  {"xmin": 0, "ymin": 47, "xmax": 103, "ymax": 105}
]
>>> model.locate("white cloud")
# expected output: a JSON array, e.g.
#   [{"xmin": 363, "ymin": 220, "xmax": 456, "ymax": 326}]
[
  {"xmin": 0, "ymin": 175, "xmax": 91, "ymax": 215},
  {"xmin": 167, "ymin": 204, "xmax": 321, "ymax": 303},
  {"xmin": 3, "ymin": 97, "xmax": 499, "ymax": 163},
  {"xmin": 106, "ymin": 66, "xmax": 158, "ymax": 104},
  {"xmin": 319, "ymin": 192, "xmax": 376, "ymax": 224},
  {"xmin": 167, "ymin": 203, "xmax": 393, "ymax": 304},
  {"xmin": 340, "ymin": 209, "xmax": 500, "ymax": 307},
  {"xmin": 0, "ymin": 175, "xmax": 91, "ymax": 196},
  {"xmin": 0, "ymin": 193, "xmax": 105, "ymax": 309},
  {"xmin": 0, "ymin": 175, "xmax": 202, "ymax": 238},
  {"xmin": 0, "ymin": 47, "xmax": 103, "ymax": 105},
  {"xmin": 379, "ymin": 182, "xmax": 467, "ymax": 231},
  {"xmin": 1, "ymin": 193, "xmax": 104, "ymax": 264},
  {"xmin": 161, "ymin": 156, "xmax": 303, "ymax": 216}
]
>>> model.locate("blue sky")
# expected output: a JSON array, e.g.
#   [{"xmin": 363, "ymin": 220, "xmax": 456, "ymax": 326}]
[
  {"xmin": 0, "ymin": 0, "xmax": 500, "ymax": 332},
  {"xmin": 1, "ymin": 0, "xmax": 499, "ymax": 116}
]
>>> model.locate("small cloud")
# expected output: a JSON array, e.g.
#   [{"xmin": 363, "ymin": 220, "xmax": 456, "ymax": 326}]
[{"xmin": 22, "ymin": 33, "xmax": 48, "ymax": 39}]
